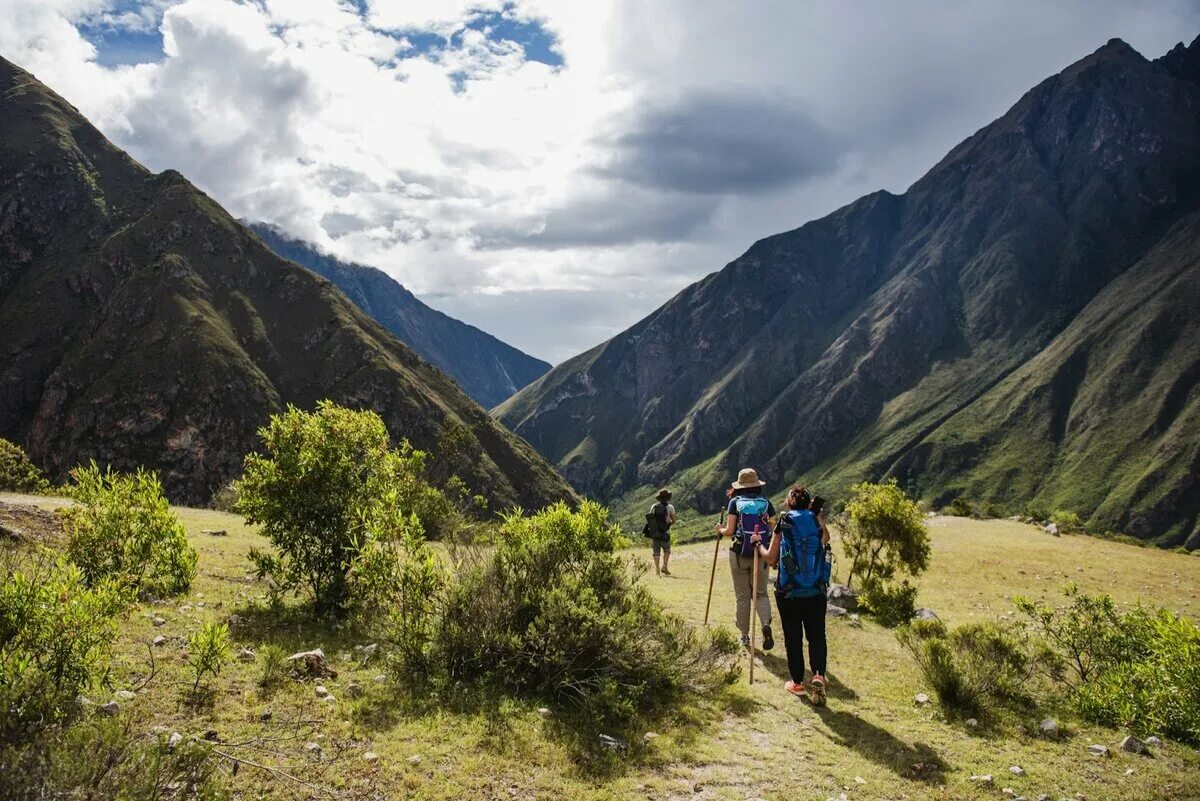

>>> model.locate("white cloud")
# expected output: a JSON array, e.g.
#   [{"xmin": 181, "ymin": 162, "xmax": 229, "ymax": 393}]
[{"xmin": 2, "ymin": 0, "xmax": 1199, "ymax": 363}]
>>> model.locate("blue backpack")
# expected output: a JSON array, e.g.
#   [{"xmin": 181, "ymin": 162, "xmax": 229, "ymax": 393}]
[
  {"xmin": 776, "ymin": 510, "xmax": 831, "ymax": 598},
  {"xmin": 733, "ymin": 497, "xmax": 771, "ymax": 557}
]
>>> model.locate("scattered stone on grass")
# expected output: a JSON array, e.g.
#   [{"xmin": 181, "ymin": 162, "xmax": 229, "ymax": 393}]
[
  {"xmin": 407, "ymin": 755, "xmax": 423, "ymax": 765},
  {"xmin": 152, "ymin": 635, "xmax": 166, "ymax": 647},
  {"xmin": 1087, "ymin": 744, "xmax": 1110, "ymax": 757},
  {"xmin": 914, "ymin": 607, "xmax": 939, "ymax": 621},
  {"xmin": 1039, "ymin": 718, "xmax": 1060, "ymax": 738},
  {"xmin": 1120, "ymin": 735, "xmax": 1149, "ymax": 755},
  {"xmin": 1010, "ymin": 765, "xmax": 1025, "ymax": 776},
  {"xmin": 1146, "ymin": 736, "xmax": 1163, "ymax": 747},
  {"xmin": 355, "ymin": 643, "xmax": 378, "ymax": 663},
  {"xmin": 848, "ymin": 613, "xmax": 862, "ymax": 628},
  {"xmin": 114, "ymin": 690, "xmax": 136, "ymax": 701},
  {"xmin": 167, "ymin": 732, "xmax": 182, "ymax": 751},
  {"xmin": 1045, "ymin": 523, "xmax": 1059, "ymax": 536},
  {"xmin": 373, "ymin": 674, "xmax": 387, "ymax": 684},
  {"xmin": 259, "ymin": 710, "xmax": 272, "ymax": 721},
  {"xmin": 966, "ymin": 718, "xmax": 979, "ymax": 728},
  {"xmin": 1124, "ymin": 768, "xmax": 1136, "ymax": 775},
  {"xmin": 201, "ymin": 529, "xmax": 226, "ymax": 536},
  {"xmin": 827, "ymin": 604, "xmax": 848, "ymax": 617},
  {"xmin": 314, "ymin": 685, "xmax": 329, "ymax": 698},
  {"xmin": 304, "ymin": 742, "xmax": 322, "ymax": 756},
  {"xmin": 598, "ymin": 734, "xmax": 626, "ymax": 751},
  {"xmin": 970, "ymin": 775, "xmax": 993, "ymax": 785},
  {"xmin": 643, "ymin": 732, "xmax": 659, "ymax": 742},
  {"xmin": 287, "ymin": 648, "xmax": 337, "ymax": 678},
  {"xmin": 346, "ymin": 682, "xmax": 363, "ymax": 699},
  {"xmin": 236, "ymin": 647, "xmax": 256, "ymax": 662},
  {"xmin": 98, "ymin": 701, "xmax": 120, "ymax": 716},
  {"xmin": 827, "ymin": 584, "xmax": 858, "ymax": 612},
  {"xmin": 152, "ymin": 617, "xmax": 166, "ymax": 627},
  {"xmin": 537, "ymin": 707, "xmax": 552, "ymax": 719},
  {"xmin": 363, "ymin": 752, "xmax": 379, "ymax": 763},
  {"xmin": 914, "ymin": 692, "xmax": 930, "ymax": 706}
]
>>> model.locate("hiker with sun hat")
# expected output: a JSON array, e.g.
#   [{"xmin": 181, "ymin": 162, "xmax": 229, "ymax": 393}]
[{"xmin": 715, "ymin": 468, "xmax": 775, "ymax": 650}]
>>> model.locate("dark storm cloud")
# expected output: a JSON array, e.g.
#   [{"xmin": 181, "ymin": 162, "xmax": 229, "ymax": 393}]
[
  {"xmin": 472, "ymin": 189, "xmax": 719, "ymax": 250},
  {"xmin": 594, "ymin": 91, "xmax": 844, "ymax": 195}
]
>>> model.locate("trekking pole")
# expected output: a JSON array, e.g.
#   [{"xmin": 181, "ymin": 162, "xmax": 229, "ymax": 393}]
[
  {"xmin": 703, "ymin": 510, "xmax": 723, "ymax": 627},
  {"xmin": 748, "ymin": 525, "xmax": 761, "ymax": 685}
]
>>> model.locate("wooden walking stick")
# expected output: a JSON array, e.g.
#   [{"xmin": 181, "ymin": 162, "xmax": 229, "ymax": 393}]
[
  {"xmin": 748, "ymin": 524, "xmax": 762, "ymax": 685},
  {"xmin": 703, "ymin": 511, "xmax": 723, "ymax": 627}
]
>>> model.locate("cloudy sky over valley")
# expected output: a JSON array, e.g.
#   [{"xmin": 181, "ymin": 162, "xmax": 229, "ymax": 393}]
[{"xmin": 3, "ymin": 0, "xmax": 1198, "ymax": 362}]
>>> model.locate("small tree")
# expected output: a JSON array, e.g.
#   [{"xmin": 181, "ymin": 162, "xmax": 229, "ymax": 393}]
[
  {"xmin": 186, "ymin": 622, "xmax": 230, "ymax": 696},
  {"xmin": 0, "ymin": 438, "xmax": 50, "ymax": 494},
  {"xmin": 842, "ymin": 479, "xmax": 929, "ymax": 589},
  {"xmin": 62, "ymin": 463, "xmax": 196, "ymax": 598},
  {"xmin": 236, "ymin": 401, "xmax": 456, "ymax": 615}
]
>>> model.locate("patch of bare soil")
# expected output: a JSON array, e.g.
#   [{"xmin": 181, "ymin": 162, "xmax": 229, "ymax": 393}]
[{"xmin": 0, "ymin": 500, "xmax": 65, "ymax": 546}]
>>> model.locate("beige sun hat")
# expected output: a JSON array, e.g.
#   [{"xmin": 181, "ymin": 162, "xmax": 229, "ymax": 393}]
[{"xmin": 731, "ymin": 468, "xmax": 766, "ymax": 490}]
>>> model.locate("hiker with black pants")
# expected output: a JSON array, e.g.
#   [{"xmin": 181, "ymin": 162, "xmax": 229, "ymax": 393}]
[
  {"xmin": 715, "ymin": 468, "xmax": 775, "ymax": 650},
  {"xmin": 752, "ymin": 485, "xmax": 832, "ymax": 703},
  {"xmin": 646, "ymin": 488, "xmax": 677, "ymax": 575}
]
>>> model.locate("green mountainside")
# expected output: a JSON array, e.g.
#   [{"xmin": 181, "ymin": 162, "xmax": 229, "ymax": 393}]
[
  {"xmin": 246, "ymin": 223, "xmax": 550, "ymax": 408},
  {"xmin": 0, "ymin": 55, "xmax": 576, "ymax": 510},
  {"xmin": 498, "ymin": 36, "xmax": 1200, "ymax": 547}
]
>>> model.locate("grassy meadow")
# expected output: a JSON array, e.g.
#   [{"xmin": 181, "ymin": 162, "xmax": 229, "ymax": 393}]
[{"xmin": 3, "ymin": 491, "xmax": 1199, "ymax": 800}]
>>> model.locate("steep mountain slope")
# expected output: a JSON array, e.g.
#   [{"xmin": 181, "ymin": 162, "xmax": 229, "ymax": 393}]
[
  {"xmin": 246, "ymin": 223, "xmax": 550, "ymax": 408},
  {"xmin": 0, "ymin": 56, "xmax": 575, "ymax": 510},
  {"xmin": 498, "ymin": 36, "xmax": 1200, "ymax": 546}
]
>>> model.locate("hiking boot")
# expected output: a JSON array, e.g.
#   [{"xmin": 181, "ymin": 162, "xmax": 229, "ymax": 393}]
[
  {"xmin": 761, "ymin": 625, "xmax": 774, "ymax": 651},
  {"xmin": 808, "ymin": 674, "xmax": 827, "ymax": 706},
  {"xmin": 785, "ymin": 680, "xmax": 806, "ymax": 698},
  {"xmin": 740, "ymin": 634, "xmax": 751, "ymax": 649},
  {"xmin": 661, "ymin": 567, "xmax": 671, "ymax": 576}
]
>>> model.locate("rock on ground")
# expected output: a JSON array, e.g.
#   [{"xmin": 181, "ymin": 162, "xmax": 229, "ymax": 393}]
[{"xmin": 288, "ymin": 648, "xmax": 337, "ymax": 678}]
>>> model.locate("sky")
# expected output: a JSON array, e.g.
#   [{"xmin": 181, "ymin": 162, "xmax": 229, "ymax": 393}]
[{"xmin": 2, "ymin": 1, "xmax": 1198, "ymax": 363}]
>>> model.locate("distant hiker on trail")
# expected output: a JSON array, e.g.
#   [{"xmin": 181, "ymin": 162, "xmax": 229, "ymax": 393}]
[
  {"xmin": 753, "ymin": 485, "xmax": 832, "ymax": 703},
  {"xmin": 644, "ymin": 488, "xmax": 677, "ymax": 575},
  {"xmin": 715, "ymin": 468, "xmax": 775, "ymax": 650}
]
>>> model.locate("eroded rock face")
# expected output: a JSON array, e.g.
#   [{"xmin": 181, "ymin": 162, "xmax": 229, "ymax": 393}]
[
  {"xmin": 0, "ymin": 56, "xmax": 575, "ymax": 513},
  {"xmin": 497, "ymin": 36, "xmax": 1200, "ymax": 546}
]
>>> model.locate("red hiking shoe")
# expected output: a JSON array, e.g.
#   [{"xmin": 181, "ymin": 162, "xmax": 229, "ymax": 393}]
[{"xmin": 785, "ymin": 680, "xmax": 807, "ymax": 698}]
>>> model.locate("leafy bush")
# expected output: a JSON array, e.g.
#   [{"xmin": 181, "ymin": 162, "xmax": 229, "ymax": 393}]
[
  {"xmin": 433, "ymin": 502, "xmax": 739, "ymax": 727},
  {"xmin": 2, "ymin": 716, "xmax": 227, "ymax": 800},
  {"xmin": 898, "ymin": 618, "xmax": 1035, "ymax": 718},
  {"xmin": 0, "ymin": 438, "xmax": 50, "ymax": 494},
  {"xmin": 187, "ymin": 622, "xmax": 231, "ymax": 695},
  {"xmin": 1023, "ymin": 503, "xmax": 1049, "ymax": 523},
  {"xmin": 842, "ymin": 479, "xmax": 930, "ymax": 589},
  {"xmin": 1018, "ymin": 586, "xmax": 1200, "ymax": 744},
  {"xmin": 859, "ymin": 578, "xmax": 917, "ymax": 627},
  {"xmin": 61, "ymin": 463, "xmax": 196, "ymax": 598},
  {"xmin": 1050, "ymin": 509, "xmax": 1085, "ymax": 535},
  {"xmin": 943, "ymin": 497, "xmax": 974, "ymax": 518},
  {"xmin": 236, "ymin": 402, "xmax": 459, "ymax": 615},
  {"xmin": 0, "ymin": 552, "xmax": 130, "ymax": 741}
]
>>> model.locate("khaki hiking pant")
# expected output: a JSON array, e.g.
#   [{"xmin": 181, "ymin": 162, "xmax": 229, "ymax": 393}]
[{"xmin": 729, "ymin": 550, "xmax": 772, "ymax": 637}]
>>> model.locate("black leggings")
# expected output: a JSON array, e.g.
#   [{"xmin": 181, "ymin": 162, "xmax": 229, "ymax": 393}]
[{"xmin": 775, "ymin": 592, "xmax": 827, "ymax": 681}]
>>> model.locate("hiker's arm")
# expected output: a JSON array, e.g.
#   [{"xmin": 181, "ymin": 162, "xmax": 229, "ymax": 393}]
[
  {"xmin": 716, "ymin": 513, "xmax": 736, "ymax": 537},
  {"xmin": 668, "ymin": 507, "xmax": 677, "ymax": 525},
  {"xmin": 818, "ymin": 511, "xmax": 831, "ymax": 547},
  {"xmin": 758, "ymin": 529, "xmax": 781, "ymax": 567}
]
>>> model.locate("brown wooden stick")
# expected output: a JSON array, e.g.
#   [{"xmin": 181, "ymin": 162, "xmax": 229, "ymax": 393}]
[
  {"xmin": 749, "ymin": 527, "xmax": 761, "ymax": 685},
  {"xmin": 703, "ymin": 529, "xmax": 721, "ymax": 627}
]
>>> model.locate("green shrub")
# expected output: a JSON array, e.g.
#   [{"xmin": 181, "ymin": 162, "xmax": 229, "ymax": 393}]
[
  {"xmin": 1018, "ymin": 586, "xmax": 1200, "ymax": 744},
  {"xmin": 842, "ymin": 479, "xmax": 929, "ymax": 589},
  {"xmin": 211, "ymin": 481, "xmax": 239, "ymax": 513},
  {"xmin": 898, "ymin": 618, "xmax": 1035, "ymax": 718},
  {"xmin": 0, "ymin": 551, "xmax": 130, "ymax": 741},
  {"xmin": 943, "ymin": 497, "xmax": 974, "ymax": 518},
  {"xmin": 978, "ymin": 502, "xmax": 1004, "ymax": 519},
  {"xmin": 257, "ymin": 644, "xmax": 289, "ymax": 693},
  {"xmin": 236, "ymin": 402, "xmax": 459, "ymax": 615},
  {"xmin": 433, "ymin": 502, "xmax": 739, "ymax": 727},
  {"xmin": 1050, "ymin": 509, "xmax": 1085, "ymax": 535},
  {"xmin": 2, "ymin": 716, "xmax": 227, "ymax": 800},
  {"xmin": 1023, "ymin": 503, "xmax": 1049, "ymax": 523},
  {"xmin": 187, "ymin": 622, "xmax": 231, "ymax": 695},
  {"xmin": 859, "ymin": 578, "xmax": 917, "ymax": 627},
  {"xmin": 61, "ymin": 463, "xmax": 196, "ymax": 598},
  {"xmin": 0, "ymin": 438, "xmax": 50, "ymax": 494}
]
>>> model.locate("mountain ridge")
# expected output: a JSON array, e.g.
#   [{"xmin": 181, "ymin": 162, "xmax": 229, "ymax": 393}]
[
  {"xmin": 498, "ymin": 35, "xmax": 1200, "ymax": 546},
  {"xmin": 245, "ymin": 222, "xmax": 550, "ymax": 408},
  {"xmin": 0, "ymin": 54, "xmax": 576, "ymax": 511}
]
